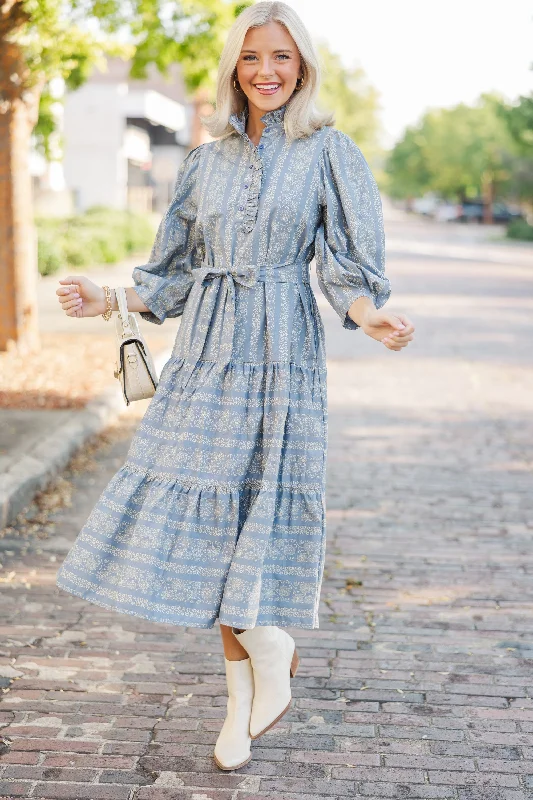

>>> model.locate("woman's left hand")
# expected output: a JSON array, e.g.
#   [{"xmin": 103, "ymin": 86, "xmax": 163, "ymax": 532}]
[{"xmin": 362, "ymin": 310, "xmax": 415, "ymax": 351}]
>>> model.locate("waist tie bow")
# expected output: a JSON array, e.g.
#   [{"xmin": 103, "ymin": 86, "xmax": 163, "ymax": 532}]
[{"xmin": 179, "ymin": 260, "xmax": 317, "ymax": 389}]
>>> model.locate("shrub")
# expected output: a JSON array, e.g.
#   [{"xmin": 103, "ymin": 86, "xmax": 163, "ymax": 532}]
[
  {"xmin": 506, "ymin": 218, "xmax": 533, "ymax": 241},
  {"xmin": 37, "ymin": 208, "xmax": 155, "ymax": 275},
  {"xmin": 37, "ymin": 231, "xmax": 64, "ymax": 276}
]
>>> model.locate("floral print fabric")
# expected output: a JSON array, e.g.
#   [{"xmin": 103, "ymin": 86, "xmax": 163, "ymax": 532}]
[{"xmin": 56, "ymin": 103, "xmax": 390, "ymax": 629}]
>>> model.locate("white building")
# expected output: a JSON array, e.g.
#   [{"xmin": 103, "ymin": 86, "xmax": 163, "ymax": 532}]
[{"xmin": 34, "ymin": 59, "xmax": 198, "ymax": 216}]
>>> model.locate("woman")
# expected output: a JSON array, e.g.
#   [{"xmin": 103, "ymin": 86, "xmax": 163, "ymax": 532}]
[{"xmin": 55, "ymin": 0, "xmax": 414, "ymax": 772}]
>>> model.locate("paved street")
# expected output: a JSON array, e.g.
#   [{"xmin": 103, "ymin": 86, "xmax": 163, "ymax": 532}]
[{"xmin": 1, "ymin": 205, "xmax": 532, "ymax": 799}]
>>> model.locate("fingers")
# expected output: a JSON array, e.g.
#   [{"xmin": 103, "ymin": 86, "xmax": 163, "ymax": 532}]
[
  {"xmin": 58, "ymin": 290, "xmax": 81, "ymax": 305},
  {"xmin": 56, "ymin": 284, "xmax": 79, "ymax": 298},
  {"xmin": 383, "ymin": 341, "xmax": 403, "ymax": 351},
  {"xmin": 382, "ymin": 313, "xmax": 415, "ymax": 337},
  {"xmin": 380, "ymin": 313, "xmax": 405, "ymax": 332},
  {"xmin": 65, "ymin": 305, "xmax": 83, "ymax": 318},
  {"xmin": 61, "ymin": 297, "xmax": 83, "ymax": 311},
  {"xmin": 381, "ymin": 312, "xmax": 415, "ymax": 351},
  {"xmin": 388, "ymin": 329, "xmax": 414, "ymax": 343},
  {"xmin": 394, "ymin": 312, "xmax": 414, "ymax": 328},
  {"xmin": 58, "ymin": 276, "xmax": 82, "ymax": 286},
  {"xmin": 57, "ymin": 280, "xmax": 82, "ymax": 315},
  {"xmin": 57, "ymin": 279, "xmax": 82, "ymax": 312},
  {"xmin": 382, "ymin": 333, "xmax": 414, "ymax": 350}
]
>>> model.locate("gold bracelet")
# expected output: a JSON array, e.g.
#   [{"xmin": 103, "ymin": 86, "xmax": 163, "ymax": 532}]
[{"xmin": 101, "ymin": 285, "xmax": 113, "ymax": 321}]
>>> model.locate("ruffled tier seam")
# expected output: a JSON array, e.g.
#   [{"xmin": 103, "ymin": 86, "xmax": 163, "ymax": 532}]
[
  {"xmin": 163, "ymin": 355, "xmax": 327, "ymax": 372},
  {"xmin": 119, "ymin": 461, "xmax": 325, "ymax": 495}
]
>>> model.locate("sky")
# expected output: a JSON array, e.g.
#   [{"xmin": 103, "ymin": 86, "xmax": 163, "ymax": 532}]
[{"xmin": 285, "ymin": 0, "xmax": 533, "ymax": 147}]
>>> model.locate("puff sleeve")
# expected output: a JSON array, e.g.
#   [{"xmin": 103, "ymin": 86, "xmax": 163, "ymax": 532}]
[
  {"xmin": 132, "ymin": 145, "xmax": 202, "ymax": 324},
  {"xmin": 315, "ymin": 129, "xmax": 391, "ymax": 330}
]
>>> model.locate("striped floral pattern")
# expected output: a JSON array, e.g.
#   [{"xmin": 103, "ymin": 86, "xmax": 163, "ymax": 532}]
[{"xmin": 56, "ymin": 102, "xmax": 390, "ymax": 629}]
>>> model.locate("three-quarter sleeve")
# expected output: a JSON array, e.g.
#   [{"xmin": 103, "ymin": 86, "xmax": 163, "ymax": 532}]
[
  {"xmin": 315, "ymin": 129, "xmax": 391, "ymax": 330},
  {"xmin": 132, "ymin": 145, "xmax": 202, "ymax": 324}
]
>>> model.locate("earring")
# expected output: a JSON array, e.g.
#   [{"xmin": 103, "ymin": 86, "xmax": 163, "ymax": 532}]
[
  {"xmin": 233, "ymin": 76, "xmax": 241, "ymax": 92},
  {"xmin": 295, "ymin": 76, "xmax": 304, "ymax": 90}
]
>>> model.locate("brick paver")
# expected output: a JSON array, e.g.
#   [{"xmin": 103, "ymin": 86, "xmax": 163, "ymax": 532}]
[{"xmin": 1, "ymin": 211, "xmax": 532, "ymax": 798}]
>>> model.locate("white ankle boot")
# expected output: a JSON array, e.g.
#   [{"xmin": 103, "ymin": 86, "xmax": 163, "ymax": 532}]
[
  {"xmin": 213, "ymin": 657, "xmax": 254, "ymax": 770},
  {"xmin": 234, "ymin": 626, "xmax": 299, "ymax": 739}
]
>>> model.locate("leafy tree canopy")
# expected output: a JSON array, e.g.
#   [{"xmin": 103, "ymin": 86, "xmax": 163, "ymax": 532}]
[
  {"xmin": 2, "ymin": 0, "xmax": 249, "ymax": 153},
  {"xmin": 385, "ymin": 94, "xmax": 521, "ymax": 202},
  {"xmin": 497, "ymin": 93, "xmax": 533, "ymax": 156},
  {"xmin": 316, "ymin": 43, "xmax": 381, "ymax": 162},
  {"xmin": 7, "ymin": 0, "xmax": 249, "ymax": 88}
]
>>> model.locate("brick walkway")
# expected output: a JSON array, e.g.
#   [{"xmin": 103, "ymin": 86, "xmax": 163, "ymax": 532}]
[{"xmin": 1, "ymin": 213, "xmax": 532, "ymax": 799}]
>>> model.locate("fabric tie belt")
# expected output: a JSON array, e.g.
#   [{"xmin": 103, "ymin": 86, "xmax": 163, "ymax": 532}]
[
  {"xmin": 194, "ymin": 261, "xmax": 311, "ymax": 287},
  {"xmin": 179, "ymin": 260, "xmax": 315, "ymax": 388}
]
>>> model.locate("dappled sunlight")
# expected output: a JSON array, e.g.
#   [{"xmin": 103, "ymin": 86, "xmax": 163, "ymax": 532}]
[{"xmin": 388, "ymin": 586, "xmax": 468, "ymax": 606}]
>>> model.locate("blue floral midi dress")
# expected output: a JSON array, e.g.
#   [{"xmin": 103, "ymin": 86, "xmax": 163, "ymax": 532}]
[{"xmin": 55, "ymin": 103, "xmax": 390, "ymax": 630}]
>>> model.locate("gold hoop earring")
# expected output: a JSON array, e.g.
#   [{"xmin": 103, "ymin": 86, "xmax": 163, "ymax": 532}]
[
  {"xmin": 295, "ymin": 76, "xmax": 305, "ymax": 91},
  {"xmin": 233, "ymin": 77, "xmax": 241, "ymax": 92}
]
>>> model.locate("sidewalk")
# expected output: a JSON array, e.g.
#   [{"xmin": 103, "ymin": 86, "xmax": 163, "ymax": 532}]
[{"xmin": 0, "ymin": 257, "xmax": 179, "ymax": 527}]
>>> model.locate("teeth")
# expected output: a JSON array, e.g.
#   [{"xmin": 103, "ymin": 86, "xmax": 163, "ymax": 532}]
[{"xmin": 256, "ymin": 84, "xmax": 280, "ymax": 90}]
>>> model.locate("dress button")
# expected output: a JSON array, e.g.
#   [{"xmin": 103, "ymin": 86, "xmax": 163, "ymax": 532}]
[{"xmin": 244, "ymin": 184, "xmax": 248, "ymax": 189}]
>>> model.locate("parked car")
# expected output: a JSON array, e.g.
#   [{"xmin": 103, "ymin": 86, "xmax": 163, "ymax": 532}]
[
  {"xmin": 457, "ymin": 202, "xmax": 484, "ymax": 223},
  {"xmin": 412, "ymin": 195, "xmax": 439, "ymax": 216},
  {"xmin": 491, "ymin": 203, "xmax": 524, "ymax": 224},
  {"xmin": 434, "ymin": 202, "xmax": 461, "ymax": 222},
  {"xmin": 457, "ymin": 201, "xmax": 524, "ymax": 224}
]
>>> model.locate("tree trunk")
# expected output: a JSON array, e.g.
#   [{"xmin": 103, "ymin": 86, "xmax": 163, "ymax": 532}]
[
  {"xmin": 0, "ymin": 41, "xmax": 40, "ymax": 352},
  {"xmin": 482, "ymin": 171, "xmax": 494, "ymax": 226}
]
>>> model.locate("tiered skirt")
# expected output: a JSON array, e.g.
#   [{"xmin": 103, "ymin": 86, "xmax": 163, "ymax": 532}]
[{"xmin": 56, "ymin": 272, "xmax": 329, "ymax": 629}]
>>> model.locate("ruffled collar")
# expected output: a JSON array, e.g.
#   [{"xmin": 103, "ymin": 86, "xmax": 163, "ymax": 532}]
[{"xmin": 229, "ymin": 103, "xmax": 287, "ymax": 136}]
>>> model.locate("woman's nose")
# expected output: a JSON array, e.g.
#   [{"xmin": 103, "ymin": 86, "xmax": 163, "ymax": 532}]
[{"xmin": 257, "ymin": 59, "xmax": 275, "ymax": 78}]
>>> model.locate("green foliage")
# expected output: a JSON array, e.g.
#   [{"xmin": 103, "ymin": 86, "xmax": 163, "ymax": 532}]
[
  {"xmin": 506, "ymin": 218, "xmax": 533, "ymax": 241},
  {"xmin": 495, "ymin": 94, "xmax": 533, "ymax": 203},
  {"xmin": 384, "ymin": 126, "xmax": 432, "ymax": 200},
  {"xmin": 128, "ymin": 0, "xmax": 251, "ymax": 92},
  {"xmin": 386, "ymin": 94, "xmax": 518, "ymax": 202},
  {"xmin": 36, "ymin": 208, "xmax": 155, "ymax": 275},
  {"xmin": 316, "ymin": 43, "xmax": 381, "ymax": 161},
  {"xmin": 37, "ymin": 229, "xmax": 63, "ymax": 275},
  {"xmin": 5, "ymin": 0, "xmax": 250, "ymax": 153},
  {"xmin": 497, "ymin": 94, "xmax": 533, "ymax": 157}
]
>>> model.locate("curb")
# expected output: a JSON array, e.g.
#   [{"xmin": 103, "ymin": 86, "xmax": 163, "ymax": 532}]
[{"xmin": 0, "ymin": 347, "xmax": 173, "ymax": 528}]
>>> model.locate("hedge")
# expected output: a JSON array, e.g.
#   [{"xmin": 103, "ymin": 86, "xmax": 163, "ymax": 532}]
[
  {"xmin": 37, "ymin": 207, "xmax": 156, "ymax": 276},
  {"xmin": 506, "ymin": 218, "xmax": 533, "ymax": 242}
]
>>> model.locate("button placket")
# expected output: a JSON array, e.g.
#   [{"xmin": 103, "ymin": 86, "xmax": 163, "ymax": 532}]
[
  {"xmin": 239, "ymin": 136, "xmax": 264, "ymax": 234},
  {"xmin": 228, "ymin": 106, "xmax": 286, "ymax": 234}
]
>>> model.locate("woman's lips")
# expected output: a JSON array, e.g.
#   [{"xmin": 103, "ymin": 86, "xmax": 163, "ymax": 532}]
[{"xmin": 253, "ymin": 83, "xmax": 281, "ymax": 95}]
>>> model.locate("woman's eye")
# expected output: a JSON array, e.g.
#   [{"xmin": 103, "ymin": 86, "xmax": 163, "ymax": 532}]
[{"xmin": 242, "ymin": 54, "xmax": 290, "ymax": 61}]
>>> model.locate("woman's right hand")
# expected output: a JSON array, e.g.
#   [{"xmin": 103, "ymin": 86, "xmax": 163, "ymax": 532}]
[{"xmin": 56, "ymin": 276, "xmax": 106, "ymax": 318}]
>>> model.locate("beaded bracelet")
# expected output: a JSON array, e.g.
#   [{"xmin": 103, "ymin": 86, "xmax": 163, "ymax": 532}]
[{"xmin": 101, "ymin": 285, "xmax": 113, "ymax": 321}]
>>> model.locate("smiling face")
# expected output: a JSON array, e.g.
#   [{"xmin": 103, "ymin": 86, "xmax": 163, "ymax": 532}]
[{"xmin": 235, "ymin": 20, "xmax": 302, "ymax": 116}]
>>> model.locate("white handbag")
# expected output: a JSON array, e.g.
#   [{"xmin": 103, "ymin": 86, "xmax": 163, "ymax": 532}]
[{"xmin": 113, "ymin": 287, "xmax": 158, "ymax": 405}]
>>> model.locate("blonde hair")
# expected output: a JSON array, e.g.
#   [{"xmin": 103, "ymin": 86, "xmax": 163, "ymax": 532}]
[{"xmin": 201, "ymin": 1, "xmax": 334, "ymax": 141}]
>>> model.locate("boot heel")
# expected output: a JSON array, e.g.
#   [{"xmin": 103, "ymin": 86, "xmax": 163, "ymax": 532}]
[{"xmin": 290, "ymin": 647, "xmax": 300, "ymax": 678}]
